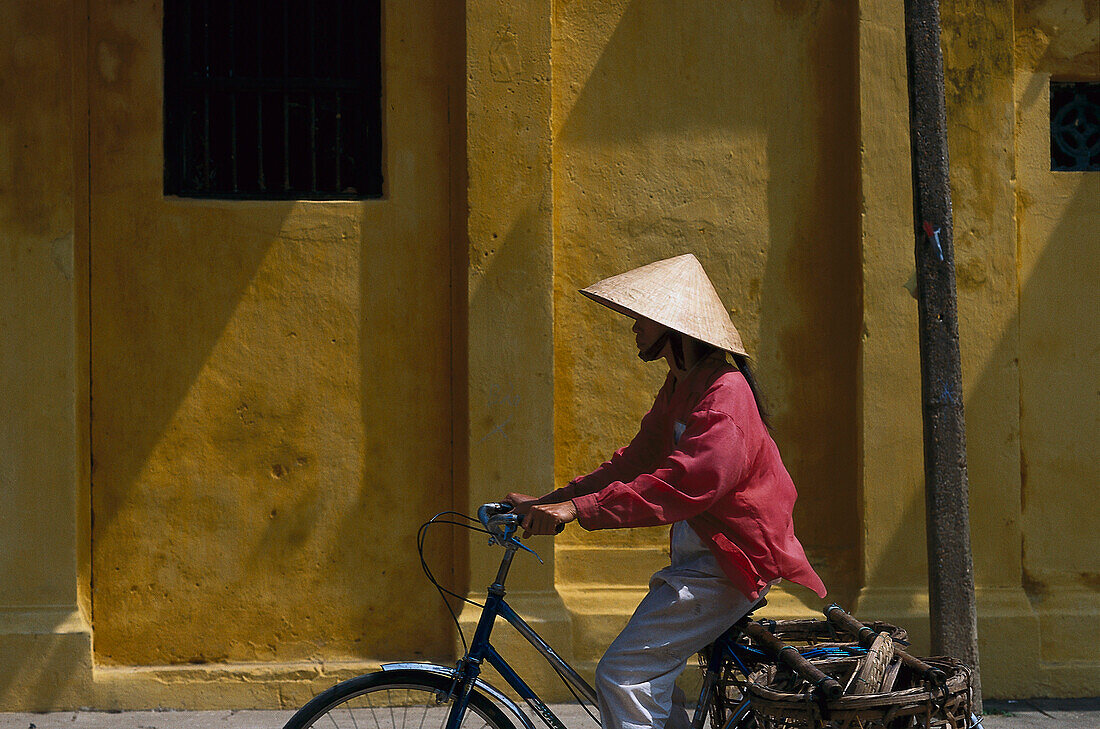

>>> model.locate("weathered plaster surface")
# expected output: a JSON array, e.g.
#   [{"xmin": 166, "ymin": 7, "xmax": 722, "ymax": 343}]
[{"xmin": 87, "ymin": 0, "xmax": 460, "ymax": 667}]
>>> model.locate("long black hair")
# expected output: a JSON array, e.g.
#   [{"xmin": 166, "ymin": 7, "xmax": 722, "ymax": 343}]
[
  {"xmin": 732, "ymin": 352, "xmax": 771, "ymax": 429},
  {"xmin": 681, "ymin": 335, "xmax": 771, "ymax": 428}
]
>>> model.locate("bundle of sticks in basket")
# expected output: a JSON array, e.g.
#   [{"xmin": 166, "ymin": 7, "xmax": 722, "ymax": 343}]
[{"xmin": 821, "ymin": 604, "xmax": 946, "ymax": 695}]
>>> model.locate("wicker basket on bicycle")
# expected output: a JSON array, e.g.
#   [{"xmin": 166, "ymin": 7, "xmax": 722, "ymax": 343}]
[
  {"xmin": 700, "ymin": 618, "xmax": 910, "ymax": 726},
  {"xmin": 704, "ymin": 619, "xmax": 909, "ymax": 688},
  {"xmin": 745, "ymin": 656, "xmax": 974, "ymax": 729}
]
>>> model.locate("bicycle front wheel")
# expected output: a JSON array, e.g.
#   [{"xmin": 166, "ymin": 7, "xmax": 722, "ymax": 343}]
[{"xmin": 283, "ymin": 669, "xmax": 517, "ymax": 729}]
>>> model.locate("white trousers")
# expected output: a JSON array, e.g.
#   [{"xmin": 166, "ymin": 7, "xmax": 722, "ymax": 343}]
[{"xmin": 595, "ymin": 523, "xmax": 765, "ymax": 729}]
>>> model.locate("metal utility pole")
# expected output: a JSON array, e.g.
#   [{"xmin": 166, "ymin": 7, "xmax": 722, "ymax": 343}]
[{"xmin": 902, "ymin": 0, "xmax": 982, "ymax": 711}]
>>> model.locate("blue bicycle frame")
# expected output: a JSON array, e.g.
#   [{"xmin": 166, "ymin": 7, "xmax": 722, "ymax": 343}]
[
  {"xmin": 439, "ymin": 505, "xmax": 764, "ymax": 729},
  {"xmin": 444, "ymin": 531, "xmax": 597, "ymax": 729}
]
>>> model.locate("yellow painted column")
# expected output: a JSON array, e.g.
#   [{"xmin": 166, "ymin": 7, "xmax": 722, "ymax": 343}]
[
  {"xmin": 0, "ymin": 1, "xmax": 94, "ymax": 710},
  {"xmin": 854, "ymin": 0, "xmax": 932, "ymax": 649},
  {"xmin": 463, "ymin": 0, "xmax": 576, "ymax": 698}
]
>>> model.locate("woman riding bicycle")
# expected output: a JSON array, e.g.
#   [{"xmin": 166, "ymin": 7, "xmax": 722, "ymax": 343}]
[{"xmin": 504, "ymin": 253, "xmax": 827, "ymax": 729}]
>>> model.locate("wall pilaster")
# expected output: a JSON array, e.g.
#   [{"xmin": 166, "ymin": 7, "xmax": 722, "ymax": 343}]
[
  {"xmin": 0, "ymin": 0, "xmax": 94, "ymax": 710},
  {"xmin": 462, "ymin": 0, "xmax": 575, "ymax": 698},
  {"xmin": 855, "ymin": 0, "xmax": 933, "ymax": 650}
]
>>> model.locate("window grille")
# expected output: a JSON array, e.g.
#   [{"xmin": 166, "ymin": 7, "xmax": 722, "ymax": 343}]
[
  {"xmin": 164, "ymin": 0, "xmax": 382, "ymax": 199},
  {"xmin": 1050, "ymin": 81, "xmax": 1100, "ymax": 172}
]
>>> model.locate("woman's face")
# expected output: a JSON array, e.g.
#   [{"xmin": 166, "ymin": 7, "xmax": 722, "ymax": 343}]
[{"xmin": 631, "ymin": 316, "xmax": 667, "ymax": 357}]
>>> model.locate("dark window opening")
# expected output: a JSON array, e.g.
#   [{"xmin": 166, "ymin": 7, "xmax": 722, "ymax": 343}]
[
  {"xmin": 1050, "ymin": 81, "xmax": 1100, "ymax": 172},
  {"xmin": 164, "ymin": 0, "xmax": 382, "ymax": 199}
]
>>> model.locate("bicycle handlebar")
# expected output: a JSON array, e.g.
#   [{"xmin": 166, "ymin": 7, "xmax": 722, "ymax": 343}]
[
  {"xmin": 478, "ymin": 502, "xmax": 519, "ymax": 539},
  {"xmin": 478, "ymin": 502, "xmax": 566, "ymax": 540}
]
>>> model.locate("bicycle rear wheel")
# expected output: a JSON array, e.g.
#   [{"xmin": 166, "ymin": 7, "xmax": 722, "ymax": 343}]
[
  {"xmin": 697, "ymin": 648, "xmax": 758, "ymax": 729},
  {"xmin": 283, "ymin": 668, "xmax": 517, "ymax": 729},
  {"xmin": 705, "ymin": 693, "xmax": 756, "ymax": 729}
]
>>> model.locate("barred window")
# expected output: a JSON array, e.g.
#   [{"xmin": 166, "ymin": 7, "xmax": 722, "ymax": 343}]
[
  {"xmin": 164, "ymin": 0, "xmax": 383, "ymax": 199},
  {"xmin": 1050, "ymin": 81, "xmax": 1100, "ymax": 172}
]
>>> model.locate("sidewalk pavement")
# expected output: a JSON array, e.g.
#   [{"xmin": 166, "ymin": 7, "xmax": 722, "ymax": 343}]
[{"xmin": 0, "ymin": 700, "xmax": 1096, "ymax": 728}]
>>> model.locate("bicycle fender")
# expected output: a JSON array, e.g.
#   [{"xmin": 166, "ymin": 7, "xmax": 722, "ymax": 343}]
[{"xmin": 381, "ymin": 662, "xmax": 538, "ymax": 729}]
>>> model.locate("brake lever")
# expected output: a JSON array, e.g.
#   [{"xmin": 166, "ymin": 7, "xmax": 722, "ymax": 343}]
[
  {"xmin": 485, "ymin": 518, "xmax": 545, "ymax": 564},
  {"xmin": 480, "ymin": 502, "xmax": 562, "ymax": 564},
  {"xmin": 507, "ymin": 536, "xmax": 544, "ymax": 564}
]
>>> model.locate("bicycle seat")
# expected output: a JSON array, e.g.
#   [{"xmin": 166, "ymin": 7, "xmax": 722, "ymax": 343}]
[
  {"xmin": 710, "ymin": 597, "xmax": 768, "ymax": 645},
  {"xmin": 735, "ymin": 596, "xmax": 767, "ymax": 625}
]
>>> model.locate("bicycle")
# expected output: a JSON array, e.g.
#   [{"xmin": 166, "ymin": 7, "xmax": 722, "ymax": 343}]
[{"xmin": 283, "ymin": 503, "xmax": 850, "ymax": 729}]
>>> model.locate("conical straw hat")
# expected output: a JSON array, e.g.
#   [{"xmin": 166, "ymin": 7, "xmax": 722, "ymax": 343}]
[{"xmin": 580, "ymin": 253, "xmax": 747, "ymax": 356}]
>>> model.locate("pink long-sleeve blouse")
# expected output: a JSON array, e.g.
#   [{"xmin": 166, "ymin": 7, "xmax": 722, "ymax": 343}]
[{"xmin": 564, "ymin": 354, "xmax": 827, "ymax": 601}]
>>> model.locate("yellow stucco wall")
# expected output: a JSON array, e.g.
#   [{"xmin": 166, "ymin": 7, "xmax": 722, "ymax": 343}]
[
  {"xmin": 85, "ymin": 0, "xmax": 464, "ymax": 672},
  {"xmin": 1, "ymin": 0, "xmax": 1097, "ymax": 711},
  {"xmin": 460, "ymin": 0, "xmax": 571, "ymax": 700},
  {"xmin": 3, "ymin": 0, "xmax": 467, "ymax": 711},
  {"xmin": 87, "ymin": 0, "xmax": 463, "ymax": 669}
]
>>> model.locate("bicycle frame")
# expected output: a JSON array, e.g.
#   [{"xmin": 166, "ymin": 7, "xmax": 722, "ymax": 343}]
[
  {"xmin": 436, "ymin": 506, "xmax": 762, "ymax": 729},
  {"xmin": 443, "ymin": 539, "xmax": 597, "ymax": 729}
]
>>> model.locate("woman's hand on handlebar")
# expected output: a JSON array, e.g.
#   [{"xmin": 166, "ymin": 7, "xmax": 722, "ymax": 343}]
[
  {"xmin": 502, "ymin": 493, "xmax": 539, "ymax": 515},
  {"xmin": 521, "ymin": 501, "xmax": 577, "ymax": 538}
]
